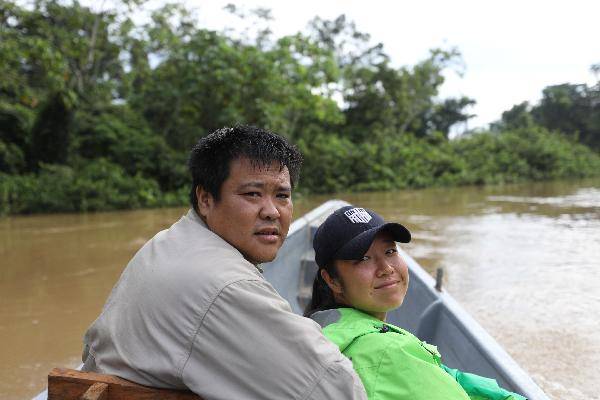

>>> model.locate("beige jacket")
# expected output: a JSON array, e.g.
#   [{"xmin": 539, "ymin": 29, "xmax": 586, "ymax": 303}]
[{"xmin": 82, "ymin": 209, "xmax": 366, "ymax": 400}]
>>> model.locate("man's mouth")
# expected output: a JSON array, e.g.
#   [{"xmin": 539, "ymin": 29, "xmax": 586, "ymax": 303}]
[
  {"xmin": 254, "ymin": 227, "xmax": 280, "ymax": 243},
  {"xmin": 255, "ymin": 227, "xmax": 279, "ymax": 236}
]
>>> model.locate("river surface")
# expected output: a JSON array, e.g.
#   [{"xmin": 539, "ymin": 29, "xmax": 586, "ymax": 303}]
[{"xmin": 1, "ymin": 178, "xmax": 599, "ymax": 400}]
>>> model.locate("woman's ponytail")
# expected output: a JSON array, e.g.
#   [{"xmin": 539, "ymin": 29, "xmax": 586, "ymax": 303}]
[{"xmin": 303, "ymin": 263, "xmax": 340, "ymax": 317}]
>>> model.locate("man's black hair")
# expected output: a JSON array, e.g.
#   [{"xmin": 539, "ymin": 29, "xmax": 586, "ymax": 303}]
[{"xmin": 188, "ymin": 125, "xmax": 303, "ymax": 210}]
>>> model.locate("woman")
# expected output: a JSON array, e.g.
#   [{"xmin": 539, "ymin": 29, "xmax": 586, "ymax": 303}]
[{"xmin": 305, "ymin": 205, "xmax": 526, "ymax": 400}]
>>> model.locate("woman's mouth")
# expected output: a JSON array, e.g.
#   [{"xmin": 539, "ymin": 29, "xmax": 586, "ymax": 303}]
[{"xmin": 375, "ymin": 280, "xmax": 399, "ymax": 290}]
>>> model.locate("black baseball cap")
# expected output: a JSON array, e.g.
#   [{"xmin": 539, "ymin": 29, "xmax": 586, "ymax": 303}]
[{"xmin": 313, "ymin": 205, "xmax": 411, "ymax": 268}]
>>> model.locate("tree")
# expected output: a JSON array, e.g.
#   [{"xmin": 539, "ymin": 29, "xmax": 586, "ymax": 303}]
[
  {"xmin": 0, "ymin": 0, "xmax": 142, "ymax": 170},
  {"xmin": 532, "ymin": 83, "xmax": 600, "ymax": 149},
  {"xmin": 28, "ymin": 92, "xmax": 74, "ymax": 168},
  {"xmin": 495, "ymin": 101, "xmax": 536, "ymax": 131},
  {"xmin": 127, "ymin": 5, "xmax": 344, "ymax": 149},
  {"xmin": 495, "ymin": 70, "xmax": 600, "ymax": 151},
  {"xmin": 342, "ymin": 48, "xmax": 467, "ymax": 141},
  {"xmin": 414, "ymin": 96, "xmax": 476, "ymax": 138}
]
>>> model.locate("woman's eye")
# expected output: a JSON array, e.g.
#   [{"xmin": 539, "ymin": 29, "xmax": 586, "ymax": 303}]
[
  {"xmin": 354, "ymin": 256, "xmax": 370, "ymax": 264},
  {"xmin": 385, "ymin": 248, "xmax": 398, "ymax": 255}
]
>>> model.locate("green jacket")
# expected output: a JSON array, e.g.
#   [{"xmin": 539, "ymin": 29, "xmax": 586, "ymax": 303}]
[{"xmin": 310, "ymin": 308, "xmax": 526, "ymax": 400}]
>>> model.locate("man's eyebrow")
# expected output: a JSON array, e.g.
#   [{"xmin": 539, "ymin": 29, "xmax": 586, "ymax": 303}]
[
  {"xmin": 238, "ymin": 181, "xmax": 264, "ymax": 189},
  {"xmin": 237, "ymin": 182, "xmax": 291, "ymax": 191}
]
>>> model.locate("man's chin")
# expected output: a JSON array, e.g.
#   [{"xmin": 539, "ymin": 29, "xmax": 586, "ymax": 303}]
[{"xmin": 244, "ymin": 249, "xmax": 279, "ymax": 265}]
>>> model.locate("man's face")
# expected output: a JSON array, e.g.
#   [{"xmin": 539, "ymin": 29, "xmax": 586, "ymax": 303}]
[{"xmin": 197, "ymin": 157, "xmax": 293, "ymax": 265}]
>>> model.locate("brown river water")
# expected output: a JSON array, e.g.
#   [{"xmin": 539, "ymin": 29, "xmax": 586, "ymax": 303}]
[{"xmin": 1, "ymin": 178, "xmax": 599, "ymax": 400}]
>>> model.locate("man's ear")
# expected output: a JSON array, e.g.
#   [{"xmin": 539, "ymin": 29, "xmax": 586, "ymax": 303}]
[
  {"xmin": 321, "ymin": 269, "xmax": 343, "ymax": 295},
  {"xmin": 196, "ymin": 186, "xmax": 214, "ymax": 218}
]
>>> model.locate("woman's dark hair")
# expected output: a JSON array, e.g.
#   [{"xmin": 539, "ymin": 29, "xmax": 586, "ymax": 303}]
[
  {"xmin": 188, "ymin": 125, "xmax": 303, "ymax": 210},
  {"xmin": 303, "ymin": 262, "xmax": 342, "ymax": 317}
]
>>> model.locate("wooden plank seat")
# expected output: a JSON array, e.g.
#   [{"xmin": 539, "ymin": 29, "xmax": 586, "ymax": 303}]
[{"xmin": 48, "ymin": 368, "xmax": 203, "ymax": 400}]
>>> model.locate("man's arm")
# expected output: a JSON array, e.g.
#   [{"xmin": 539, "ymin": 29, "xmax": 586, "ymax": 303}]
[{"xmin": 181, "ymin": 278, "xmax": 366, "ymax": 400}]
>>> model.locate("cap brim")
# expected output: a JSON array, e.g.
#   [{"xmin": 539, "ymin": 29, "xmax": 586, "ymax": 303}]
[{"xmin": 334, "ymin": 222, "xmax": 411, "ymax": 261}]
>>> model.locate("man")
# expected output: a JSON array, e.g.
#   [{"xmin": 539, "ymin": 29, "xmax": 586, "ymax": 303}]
[{"xmin": 81, "ymin": 126, "xmax": 366, "ymax": 399}]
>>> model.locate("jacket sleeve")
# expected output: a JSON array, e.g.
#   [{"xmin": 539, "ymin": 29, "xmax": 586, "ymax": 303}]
[
  {"xmin": 441, "ymin": 364, "xmax": 527, "ymax": 400},
  {"xmin": 181, "ymin": 278, "xmax": 367, "ymax": 400}
]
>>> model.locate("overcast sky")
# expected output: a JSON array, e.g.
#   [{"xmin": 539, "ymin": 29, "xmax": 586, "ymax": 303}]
[{"xmin": 184, "ymin": 0, "xmax": 599, "ymax": 130}]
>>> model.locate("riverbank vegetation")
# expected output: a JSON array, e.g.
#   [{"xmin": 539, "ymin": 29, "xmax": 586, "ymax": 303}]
[{"xmin": 1, "ymin": 0, "xmax": 599, "ymax": 214}]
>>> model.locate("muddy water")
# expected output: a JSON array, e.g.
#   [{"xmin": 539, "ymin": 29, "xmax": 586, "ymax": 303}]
[{"xmin": 1, "ymin": 178, "xmax": 599, "ymax": 400}]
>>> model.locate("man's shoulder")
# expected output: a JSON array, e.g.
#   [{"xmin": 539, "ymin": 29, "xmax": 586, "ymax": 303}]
[
  {"xmin": 137, "ymin": 209, "xmax": 261, "ymax": 289},
  {"xmin": 152, "ymin": 209, "xmax": 232, "ymax": 252}
]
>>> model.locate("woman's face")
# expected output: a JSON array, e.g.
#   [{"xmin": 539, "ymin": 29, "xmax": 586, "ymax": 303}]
[{"xmin": 325, "ymin": 231, "xmax": 409, "ymax": 320}]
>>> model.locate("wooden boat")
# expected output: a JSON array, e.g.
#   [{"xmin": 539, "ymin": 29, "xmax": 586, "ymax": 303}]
[{"xmin": 35, "ymin": 200, "xmax": 549, "ymax": 400}]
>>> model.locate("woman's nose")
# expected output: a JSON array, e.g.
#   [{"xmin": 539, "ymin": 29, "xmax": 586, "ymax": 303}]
[{"xmin": 376, "ymin": 260, "xmax": 394, "ymax": 276}]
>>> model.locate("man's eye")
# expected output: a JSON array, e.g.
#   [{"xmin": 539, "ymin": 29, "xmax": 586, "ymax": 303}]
[
  {"xmin": 276, "ymin": 193, "xmax": 290, "ymax": 199},
  {"xmin": 244, "ymin": 192, "xmax": 260, "ymax": 197},
  {"xmin": 385, "ymin": 248, "xmax": 398, "ymax": 255}
]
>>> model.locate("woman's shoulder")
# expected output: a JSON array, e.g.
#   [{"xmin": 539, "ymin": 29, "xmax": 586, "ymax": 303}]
[
  {"xmin": 311, "ymin": 308, "xmax": 412, "ymax": 351},
  {"xmin": 313, "ymin": 308, "xmax": 412, "ymax": 335},
  {"xmin": 311, "ymin": 307, "xmax": 382, "ymax": 333},
  {"xmin": 313, "ymin": 307, "xmax": 441, "ymax": 361}
]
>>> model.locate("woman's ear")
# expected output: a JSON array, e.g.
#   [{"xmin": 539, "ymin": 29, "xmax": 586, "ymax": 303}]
[{"xmin": 321, "ymin": 269, "xmax": 343, "ymax": 295}]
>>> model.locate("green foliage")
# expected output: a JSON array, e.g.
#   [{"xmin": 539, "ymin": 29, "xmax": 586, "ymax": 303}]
[
  {"xmin": 72, "ymin": 105, "xmax": 188, "ymax": 191},
  {"xmin": 0, "ymin": 159, "xmax": 163, "ymax": 214},
  {"xmin": 422, "ymin": 97, "xmax": 476, "ymax": 138},
  {"xmin": 342, "ymin": 48, "xmax": 466, "ymax": 142},
  {"xmin": 297, "ymin": 134, "xmax": 357, "ymax": 193},
  {"xmin": 494, "ymin": 102, "xmax": 536, "ymax": 131},
  {"xmin": 0, "ymin": 139, "xmax": 26, "ymax": 173},
  {"xmin": 128, "ymin": 16, "xmax": 343, "ymax": 150},
  {"xmin": 533, "ymin": 84, "xmax": 600, "ymax": 150},
  {"xmin": 296, "ymin": 127, "xmax": 600, "ymax": 194},
  {"xmin": 28, "ymin": 92, "xmax": 74, "ymax": 169},
  {"xmin": 453, "ymin": 127, "xmax": 600, "ymax": 185},
  {"xmin": 495, "ymin": 83, "xmax": 600, "ymax": 150}
]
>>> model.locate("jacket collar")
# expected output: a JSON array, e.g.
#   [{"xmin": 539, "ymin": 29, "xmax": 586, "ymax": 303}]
[{"xmin": 311, "ymin": 308, "xmax": 390, "ymax": 352}]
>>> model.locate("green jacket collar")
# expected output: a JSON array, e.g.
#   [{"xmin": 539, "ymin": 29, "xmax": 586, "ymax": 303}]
[{"xmin": 311, "ymin": 308, "xmax": 405, "ymax": 352}]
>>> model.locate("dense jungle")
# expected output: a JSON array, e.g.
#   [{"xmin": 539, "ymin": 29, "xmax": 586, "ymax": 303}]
[{"xmin": 1, "ymin": 0, "xmax": 599, "ymax": 215}]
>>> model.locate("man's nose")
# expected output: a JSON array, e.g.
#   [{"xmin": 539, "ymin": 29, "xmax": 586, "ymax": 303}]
[{"xmin": 260, "ymin": 197, "xmax": 281, "ymax": 220}]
